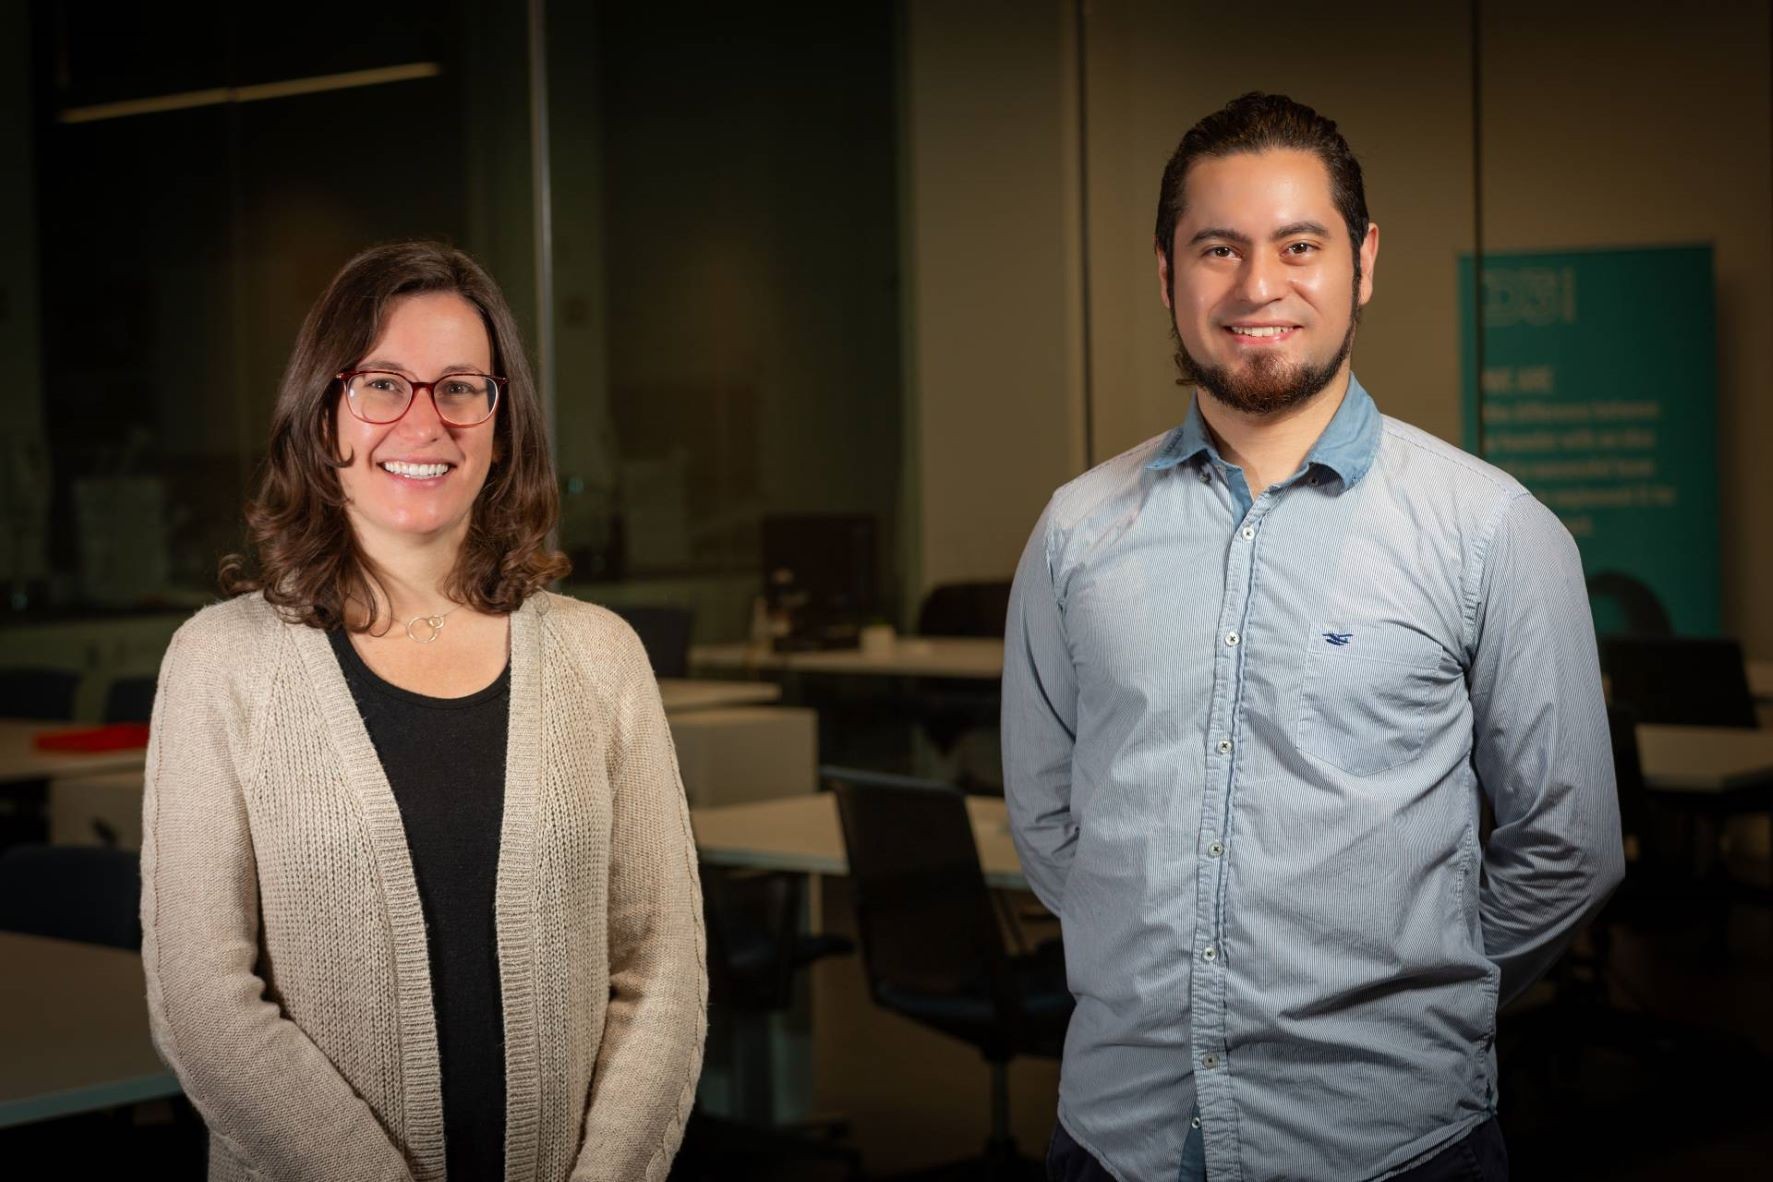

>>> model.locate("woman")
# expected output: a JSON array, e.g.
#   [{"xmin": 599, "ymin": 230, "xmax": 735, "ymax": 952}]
[{"xmin": 141, "ymin": 242, "xmax": 706, "ymax": 1182}]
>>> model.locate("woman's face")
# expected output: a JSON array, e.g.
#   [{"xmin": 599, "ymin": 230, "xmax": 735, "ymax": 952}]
[{"xmin": 335, "ymin": 292, "xmax": 498, "ymax": 557}]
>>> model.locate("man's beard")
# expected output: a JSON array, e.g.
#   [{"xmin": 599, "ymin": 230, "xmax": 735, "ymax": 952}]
[{"xmin": 1171, "ymin": 286, "xmax": 1361, "ymax": 416}]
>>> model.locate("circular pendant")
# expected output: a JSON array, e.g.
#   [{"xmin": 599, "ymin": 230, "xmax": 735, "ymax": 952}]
[{"xmin": 406, "ymin": 614, "xmax": 446, "ymax": 643}]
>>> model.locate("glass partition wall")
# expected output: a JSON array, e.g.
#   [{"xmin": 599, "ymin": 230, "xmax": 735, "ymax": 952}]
[{"xmin": 3, "ymin": 1, "xmax": 903, "ymax": 655}]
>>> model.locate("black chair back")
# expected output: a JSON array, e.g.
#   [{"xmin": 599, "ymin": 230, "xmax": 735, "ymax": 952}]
[
  {"xmin": 1606, "ymin": 705, "xmax": 1648, "ymax": 856},
  {"xmin": 703, "ymin": 863, "xmax": 808, "ymax": 1013},
  {"xmin": 609, "ymin": 604, "xmax": 694, "ymax": 679},
  {"xmin": 0, "ymin": 668, "xmax": 82, "ymax": 721},
  {"xmin": 103, "ymin": 675, "xmax": 157, "ymax": 723},
  {"xmin": 828, "ymin": 767, "xmax": 1012, "ymax": 1009},
  {"xmin": 1587, "ymin": 571, "xmax": 1674, "ymax": 638},
  {"xmin": 1600, "ymin": 636, "xmax": 1756, "ymax": 729},
  {"xmin": 0, "ymin": 844, "xmax": 142, "ymax": 949},
  {"xmin": 917, "ymin": 581, "xmax": 1013, "ymax": 639}
]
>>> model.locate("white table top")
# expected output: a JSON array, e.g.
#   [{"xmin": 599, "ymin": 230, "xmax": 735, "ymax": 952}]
[
  {"xmin": 1636, "ymin": 723, "xmax": 1773, "ymax": 795},
  {"xmin": 657, "ymin": 678, "xmax": 782, "ymax": 711},
  {"xmin": 0, "ymin": 933, "xmax": 177, "ymax": 1127},
  {"xmin": 0, "ymin": 721, "xmax": 151, "ymax": 786},
  {"xmin": 692, "ymin": 792, "xmax": 1025, "ymax": 890},
  {"xmin": 691, "ymin": 637, "xmax": 1005, "ymax": 681},
  {"xmin": 690, "ymin": 725, "xmax": 1773, "ymax": 884},
  {"xmin": 0, "ymin": 680, "xmax": 779, "ymax": 787}
]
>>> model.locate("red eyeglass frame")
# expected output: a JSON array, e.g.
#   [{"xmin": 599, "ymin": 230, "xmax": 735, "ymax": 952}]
[{"xmin": 335, "ymin": 369, "xmax": 506, "ymax": 427}]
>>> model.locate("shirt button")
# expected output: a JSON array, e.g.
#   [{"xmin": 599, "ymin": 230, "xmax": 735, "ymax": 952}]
[
  {"xmin": 1208, "ymin": 840, "xmax": 1224, "ymax": 857},
  {"xmin": 1201, "ymin": 1053, "xmax": 1220, "ymax": 1069},
  {"xmin": 1224, "ymin": 631, "xmax": 1240, "ymax": 647},
  {"xmin": 1216, "ymin": 738, "xmax": 1232, "ymax": 754},
  {"xmin": 1202, "ymin": 946, "xmax": 1217, "ymax": 962},
  {"xmin": 1191, "ymin": 1116, "xmax": 1202, "ymax": 1129},
  {"xmin": 1240, "ymin": 526, "xmax": 1255, "ymax": 540},
  {"xmin": 1198, "ymin": 470, "xmax": 1211, "ymax": 484}
]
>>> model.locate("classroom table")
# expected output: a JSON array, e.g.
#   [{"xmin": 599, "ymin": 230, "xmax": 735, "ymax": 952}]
[
  {"xmin": 657, "ymin": 678, "xmax": 783, "ymax": 711},
  {"xmin": 0, "ymin": 933, "xmax": 177, "ymax": 1127},
  {"xmin": 691, "ymin": 637, "xmax": 1005, "ymax": 681},
  {"xmin": 0, "ymin": 679, "xmax": 781, "ymax": 788},
  {"xmin": 0, "ymin": 721, "xmax": 150, "ymax": 786},
  {"xmin": 690, "ymin": 724, "xmax": 1773, "ymax": 885},
  {"xmin": 1638, "ymin": 723, "xmax": 1773, "ymax": 807},
  {"xmin": 693, "ymin": 792, "xmax": 1023, "ymax": 888}
]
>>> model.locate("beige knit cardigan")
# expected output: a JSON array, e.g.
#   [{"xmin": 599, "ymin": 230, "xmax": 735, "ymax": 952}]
[{"xmin": 140, "ymin": 591, "xmax": 707, "ymax": 1181}]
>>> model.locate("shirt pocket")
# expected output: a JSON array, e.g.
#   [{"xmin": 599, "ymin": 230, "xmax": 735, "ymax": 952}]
[{"xmin": 1295, "ymin": 620, "xmax": 1445, "ymax": 776}]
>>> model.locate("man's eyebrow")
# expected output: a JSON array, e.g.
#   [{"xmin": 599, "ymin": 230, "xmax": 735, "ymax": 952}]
[
  {"xmin": 1272, "ymin": 220, "xmax": 1331, "ymax": 240},
  {"xmin": 1188, "ymin": 226, "xmax": 1252, "ymax": 247}
]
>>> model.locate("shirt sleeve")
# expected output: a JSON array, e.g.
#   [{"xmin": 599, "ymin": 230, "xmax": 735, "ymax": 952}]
[
  {"xmin": 1467, "ymin": 493, "xmax": 1626, "ymax": 1006},
  {"xmin": 1002, "ymin": 501, "xmax": 1081, "ymax": 914},
  {"xmin": 572, "ymin": 627, "xmax": 707, "ymax": 1182},
  {"xmin": 140, "ymin": 627, "xmax": 417, "ymax": 1181}
]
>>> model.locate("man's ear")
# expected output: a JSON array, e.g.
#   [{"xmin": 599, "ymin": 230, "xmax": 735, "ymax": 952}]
[
  {"xmin": 1357, "ymin": 221, "xmax": 1380, "ymax": 308},
  {"xmin": 1155, "ymin": 238, "xmax": 1174, "ymax": 311}
]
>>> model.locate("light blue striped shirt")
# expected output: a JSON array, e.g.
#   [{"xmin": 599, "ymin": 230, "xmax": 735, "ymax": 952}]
[{"xmin": 1003, "ymin": 376, "xmax": 1624, "ymax": 1182}]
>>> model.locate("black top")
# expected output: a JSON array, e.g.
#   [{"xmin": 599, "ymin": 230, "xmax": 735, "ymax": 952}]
[{"xmin": 329, "ymin": 627, "xmax": 509, "ymax": 1182}]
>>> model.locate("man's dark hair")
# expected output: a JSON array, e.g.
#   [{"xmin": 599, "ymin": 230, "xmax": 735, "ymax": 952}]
[{"xmin": 1154, "ymin": 92, "xmax": 1369, "ymax": 278}]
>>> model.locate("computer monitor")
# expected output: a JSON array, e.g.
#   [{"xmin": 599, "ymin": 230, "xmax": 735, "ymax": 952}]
[{"xmin": 761, "ymin": 513, "xmax": 877, "ymax": 651}]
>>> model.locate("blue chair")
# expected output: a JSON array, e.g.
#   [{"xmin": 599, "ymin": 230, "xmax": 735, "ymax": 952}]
[{"xmin": 0, "ymin": 844, "xmax": 143, "ymax": 950}]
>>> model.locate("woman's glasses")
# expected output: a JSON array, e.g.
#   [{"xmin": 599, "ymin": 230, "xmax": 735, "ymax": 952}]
[{"xmin": 337, "ymin": 370, "xmax": 504, "ymax": 427}]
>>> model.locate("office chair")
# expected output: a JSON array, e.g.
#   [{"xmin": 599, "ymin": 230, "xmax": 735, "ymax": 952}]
[
  {"xmin": 909, "ymin": 582, "xmax": 1012, "ymax": 792},
  {"xmin": 1586, "ymin": 570, "xmax": 1674, "ymax": 639},
  {"xmin": 608, "ymin": 604, "xmax": 695, "ymax": 679},
  {"xmin": 1500, "ymin": 708, "xmax": 1751, "ymax": 1105},
  {"xmin": 102, "ymin": 675, "xmax": 157, "ymax": 723},
  {"xmin": 0, "ymin": 668, "xmax": 82, "ymax": 721},
  {"xmin": 0, "ymin": 843, "xmax": 142, "ymax": 950},
  {"xmin": 916, "ymin": 581, "xmax": 1013, "ymax": 641},
  {"xmin": 0, "ymin": 668, "xmax": 82, "ymax": 849},
  {"xmin": 828, "ymin": 767, "xmax": 1071, "ymax": 1180},
  {"xmin": 675, "ymin": 864, "xmax": 860, "ymax": 1181},
  {"xmin": 1599, "ymin": 635, "xmax": 1757, "ymax": 728}
]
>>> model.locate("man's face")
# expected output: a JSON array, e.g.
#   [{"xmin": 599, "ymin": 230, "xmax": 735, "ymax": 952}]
[{"xmin": 1157, "ymin": 148, "xmax": 1378, "ymax": 416}]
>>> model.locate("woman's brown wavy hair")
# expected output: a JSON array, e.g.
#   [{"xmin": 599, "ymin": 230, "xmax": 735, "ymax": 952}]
[{"xmin": 220, "ymin": 241, "xmax": 570, "ymax": 631}]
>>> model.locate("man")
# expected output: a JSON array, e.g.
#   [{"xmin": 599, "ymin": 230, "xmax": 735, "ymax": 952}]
[{"xmin": 1003, "ymin": 93, "xmax": 1622, "ymax": 1182}]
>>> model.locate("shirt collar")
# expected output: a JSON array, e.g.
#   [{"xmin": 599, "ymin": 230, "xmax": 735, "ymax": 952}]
[{"xmin": 1145, "ymin": 373, "xmax": 1381, "ymax": 489}]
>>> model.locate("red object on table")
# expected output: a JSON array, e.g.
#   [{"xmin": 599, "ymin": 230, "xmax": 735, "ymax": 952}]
[{"xmin": 33, "ymin": 723, "xmax": 151, "ymax": 752}]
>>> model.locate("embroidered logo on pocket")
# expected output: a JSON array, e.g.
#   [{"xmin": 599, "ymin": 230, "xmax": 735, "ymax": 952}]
[{"xmin": 1322, "ymin": 631, "xmax": 1353, "ymax": 647}]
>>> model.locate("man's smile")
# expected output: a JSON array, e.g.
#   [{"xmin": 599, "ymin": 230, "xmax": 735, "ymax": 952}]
[{"xmin": 1225, "ymin": 323, "xmax": 1301, "ymax": 343}]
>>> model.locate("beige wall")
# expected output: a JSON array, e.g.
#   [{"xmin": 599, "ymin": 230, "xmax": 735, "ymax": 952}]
[
  {"xmin": 901, "ymin": 1, "xmax": 1086, "ymax": 609},
  {"xmin": 1478, "ymin": 0, "xmax": 1773, "ymax": 653},
  {"xmin": 1081, "ymin": 2, "xmax": 1476, "ymax": 454},
  {"xmin": 904, "ymin": 0, "xmax": 1772, "ymax": 654}
]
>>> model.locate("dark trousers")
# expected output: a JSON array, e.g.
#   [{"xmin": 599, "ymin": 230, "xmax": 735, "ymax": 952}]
[{"xmin": 1047, "ymin": 1115, "xmax": 1508, "ymax": 1181}]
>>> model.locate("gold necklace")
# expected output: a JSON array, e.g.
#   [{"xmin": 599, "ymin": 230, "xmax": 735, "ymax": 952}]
[{"xmin": 405, "ymin": 605, "xmax": 460, "ymax": 644}]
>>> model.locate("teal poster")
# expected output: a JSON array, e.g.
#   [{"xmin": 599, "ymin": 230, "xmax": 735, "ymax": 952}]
[{"xmin": 1460, "ymin": 245, "xmax": 1720, "ymax": 635}]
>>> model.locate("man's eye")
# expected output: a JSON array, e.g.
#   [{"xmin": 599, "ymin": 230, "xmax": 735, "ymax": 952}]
[
  {"xmin": 1285, "ymin": 242, "xmax": 1317, "ymax": 255},
  {"xmin": 1205, "ymin": 246, "xmax": 1235, "ymax": 259}
]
